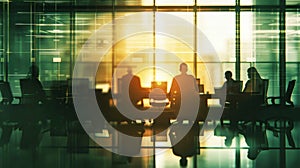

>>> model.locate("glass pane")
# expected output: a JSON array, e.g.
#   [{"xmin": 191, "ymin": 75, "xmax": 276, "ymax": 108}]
[
  {"xmin": 241, "ymin": 0, "xmax": 279, "ymax": 5},
  {"xmin": 116, "ymin": 0, "xmax": 153, "ymax": 6},
  {"xmin": 75, "ymin": 12, "xmax": 114, "ymax": 89},
  {"xmin": 35, "ymin": 13, "xmax": 70, "ymax": 85},
  {"xmin": 286, "ymin": 12, "xmax": 300, "ymax": 105},
  {"xmin": 286, "ymin": 12, "xmax": 300, "ymax": 62},
  {"xmin": 156, "ymin": 0, "xmax": 194, "ymax": 6},
  {"xmin": 240, "ymin": 12, "xmax": 279, "ymax": 98},
  {"xmin": 9, "ymin": 3, "xmax": 31, "ymax": 96},
  {"xmin": 286, "ymin": 0, "xmax": 300, "ymax": 5},
  {"xmin": 197, "ymin": 0, "xmax": 234, "ymax": 6},
  {"xmin": 197, "ymin": 12, "xmax": 235, "ymax": 91},
  {"xmin": 0, "ymin": 3, "xmax": 3, "ymax": 80}
]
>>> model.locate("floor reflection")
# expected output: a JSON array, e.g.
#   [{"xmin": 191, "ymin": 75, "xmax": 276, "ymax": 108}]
[{"xmin": 1, "ymin": 121, "xmax": 300, "ymax": 167}]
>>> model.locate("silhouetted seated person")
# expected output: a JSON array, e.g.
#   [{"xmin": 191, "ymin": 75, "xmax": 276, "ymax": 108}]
[
  {"xmin": 238, "ymin": 67, "xmax": 268, "ymax": 160},
  {"xmin": 217, "ymin": 71, "xmax": 241, "ymax": 146},
  {"xmin": 217, "ymin": 71, "xmax": 241, "ymax": 106},
  {"xmin": 115, "ymin": 68, "xmax": 149, "ymax": 123},
  {"xmin": 120, "ymin": 68, "xmax": 146, "ymax": 109},
  {"xmin": 168, "ymin": 63, "xmax": 199, "ymax": 167},
  {"xmin": 223, "ymin": 71, "xmax": 237, "ymax": 94}
]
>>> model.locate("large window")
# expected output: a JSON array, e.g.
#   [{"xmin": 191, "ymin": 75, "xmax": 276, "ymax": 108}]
[
  {"xmin": 1, "ymin": 1, "xmax": 300, "ymax": 168},
  {"xmin": 1, "ymin": 0, "xmax": 299, "ymax": 103}
]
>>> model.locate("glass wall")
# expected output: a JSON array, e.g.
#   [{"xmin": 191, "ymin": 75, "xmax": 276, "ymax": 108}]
[
  {"xmin": 8, "ymin": 2, "xmax": 31, "ymax": 95},
  {"xmin": 0, "ymin": 3, "xmax": 3, "ymax": 80},
  {"xmin": 2, "ymin": 0, "xmax": 298, "ymax": 103},
  {"xmin": 1, "ymin": 0, "xmax": 300, "ymax": 168},
  {"xmin": 287, "ymin": 11, "xmax": 300, "ymax": 105}
]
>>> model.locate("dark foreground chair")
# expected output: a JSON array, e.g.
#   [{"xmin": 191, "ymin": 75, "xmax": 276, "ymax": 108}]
[
  {"xmin": 0, "ymin": 81, "xmax": 21, "ymax": 146},
  {"xmin": 265, "ymin": 80, "xmax": 296, "ymax": 148}
]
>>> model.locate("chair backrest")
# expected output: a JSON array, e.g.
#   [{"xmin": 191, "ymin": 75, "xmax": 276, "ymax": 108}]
[
  {"xmin": 262, "ymin": 79, "xmax": 269, "ymax": 104},
  {"xmin": 198, "ymin": 84, "xmax": 204, "ymax": 93},
  {"xmin": 196, "ymin": 78, "xmax": 204, "ymax": 93},
  {"xmin": 229, "ymin": 80, "xmax": 243, "ymax": 94},
  {"xmin": 0, "ymin": 81, "xmax": 13, "ymax": 104},
  {"xmin": 285, "ymin": 79, "xmax": 296, "ymax": 106},
  {"xmin": 20, "ymin": 78, "xmax": 45, "ymax": 104}
]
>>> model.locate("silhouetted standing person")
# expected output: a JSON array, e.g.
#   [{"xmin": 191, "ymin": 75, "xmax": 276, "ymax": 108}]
[
  {"xmin": 169, "ymin": 63, "xmax": 199, "ymax": 167},
  {"xmin": 169, "ymin": 63, "xmax": 199, "ymax": 118}
]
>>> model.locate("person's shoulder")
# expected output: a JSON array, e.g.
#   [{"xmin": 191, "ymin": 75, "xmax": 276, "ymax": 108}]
[
  {"xmin": 174, "ymin": 75, "xmax": 181, "ymax": 79},
  {"xmin": 187, "ymin": 74, "xmax": 196, "ymax": 79}
]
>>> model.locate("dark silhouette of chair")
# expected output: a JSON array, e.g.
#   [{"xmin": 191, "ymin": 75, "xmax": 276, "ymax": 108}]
[
  {"xmin": 0, "ymin": 81, "xmax": 14, "ymax": 105},
  {"xmin": 266, "ymin": 79, "xmax": 296, "ymax": 107},
  {"xmin": 229, "ymin": 80, "xmax": 243, "ymax": 94},
  {"xmin": 0, "ymin": 81, "xmax": 21, "ymax": 146},
  {"xmin": 19, "ymin": 78, "xmax": 46, "ymax": 149},
  {"xmin": 265, "ymin": 80, "xmax": 297, "ymax": 148},
  {"xmin": 196, "ymin": 78, "xmax": 204, "ymax": 93},
  {"xmin": 169, "ymin": 122, "xmax": 199, "ymax": 167},
  {"xmin": 262, "ymin": 79, "xmax": 269, "ymax": 105},
  {"xmin": 20, "ymin": 78, "xmax": 46, "ymax": 104},
  {"xmin": 239, "ymin": 79, "xmax": 269, "ymax": 159}
]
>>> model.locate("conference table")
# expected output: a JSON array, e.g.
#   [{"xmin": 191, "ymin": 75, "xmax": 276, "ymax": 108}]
[{"xmin": 1, "ymin": 91, "xmax": 300, "ymax": 168}]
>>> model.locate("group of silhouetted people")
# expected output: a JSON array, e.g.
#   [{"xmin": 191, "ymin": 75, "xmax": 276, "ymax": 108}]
[{"xmin": 220, "ymin": 67, "xmax": 268, "ymax": 160}]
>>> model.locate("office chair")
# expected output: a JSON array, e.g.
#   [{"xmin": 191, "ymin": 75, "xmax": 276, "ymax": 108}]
[
  {"xmin": 239, "ymin": 79, "xmax": 269, "ymax": 160},
  {"xmin": 265, "ymin": 79, "xmax": 296, "ymax": 148},
  {"xmin": 19, "ymin": 78, "xmax": 47, "ymax": 149},
  {"xmin": 0, "ymin": 81, "xmax": 21, "ymax": 146},
  {"xmin": 266, "ymin": 79, "xmax": 296, "ymax": 107},
  {"xmin": 20, "ymin": 78, "xmax": 46, "ymax": 104}
]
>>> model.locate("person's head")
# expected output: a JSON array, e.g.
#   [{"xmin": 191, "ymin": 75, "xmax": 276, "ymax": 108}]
[
  {"xmin": 179, "ymin": 63, "xmax": 188, "ymax": 74},
  {"xmin": 224, "ymin": 71, "xmax": 232, "ymax": 80},
  {"xmin": 127, "ymin": 67, "xmax": 132, "ymax": 74},
  {"xmin": 28, "ymin": 65, "xmax": 39, "ymax": 78},
  {"xmin": 247, "ymin": 67, "xmax": 260, "ymax": 79}
]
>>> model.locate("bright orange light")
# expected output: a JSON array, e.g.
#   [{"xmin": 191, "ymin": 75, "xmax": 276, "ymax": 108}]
[{"xmin": 136, "ymin": 67, "xmax": 174, "ymax": 92}]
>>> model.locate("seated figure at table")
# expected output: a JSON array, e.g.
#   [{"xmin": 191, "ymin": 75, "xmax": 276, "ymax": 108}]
[
  {"xmin": 218, "ymin": 70, "xmax": 242, "ymax": 105},
  {"xmin": 236, "ymin": 67, "xmax": 267, "ymax": 160},
  {"xmin": 220, "ymin": 71, "xmax": 240, "ymax": 146},
  {"xmin": 243, "ymin": 67, "xmax": 263, "ymax": 94},
  {"xmin": 223, "ymin": 71, "xmax": 237, "ymax": 94},
  {"xmin": 238, "ymin": 67, "xmax": 265, "ymax": 111},
  {"xmin": 120, "ymin": 67, "xmax": 148, "ymax": 108}
]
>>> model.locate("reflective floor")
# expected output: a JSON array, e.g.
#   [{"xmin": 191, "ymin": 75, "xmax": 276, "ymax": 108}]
[{"xmin": 1, "ymin": 121, "xmax": 300, "ymax": 168}]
